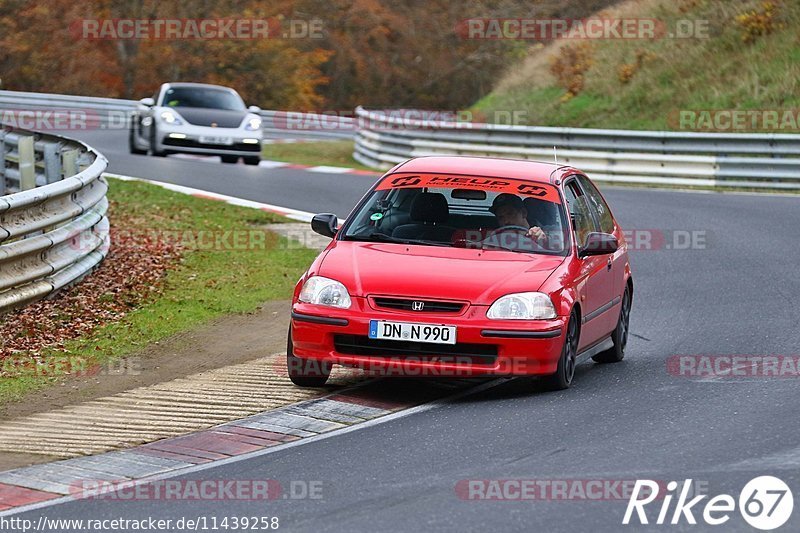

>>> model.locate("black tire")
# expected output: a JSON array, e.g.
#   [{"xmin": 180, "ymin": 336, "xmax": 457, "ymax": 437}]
[
  {"xmin": 128, "ymin": 120, "xmax": 147, "ymax": 155},
  {"xmin": 150, "ymin": 127, "xmax": 166, "ymax": 157},
  {"xmin": 286, "ymin": 328, "xmax": 331, "ymax": 387},
  {"xmin": 540, "ymin": 311, "xmax": 579, "ymax": 391},
  {"xmin": 593, "ymin": 287, "xmax": 631, "ymax": 364},
  {"xmin": 244, "ymin": 156, "xmax": 261, "ymax": 166},
  {"xmin": 221, "ymin": 155, "xmax": 239, "ymax": 164}
]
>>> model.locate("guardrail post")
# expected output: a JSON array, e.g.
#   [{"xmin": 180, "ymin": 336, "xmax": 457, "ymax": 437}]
[
  {"xmin": 0, "ymin": 131, "xmax": 6, "ymax": 195},
  {"xmin": 17, "ymin": 135, "xmax": 36, "ymax": 191},
  {"xmin": 43, "ymin": 143, "xmax": 61, "ymax": 184},
  {"xmin": 62, "ymin": 148, "xmax": 78, "ymax": 179}
]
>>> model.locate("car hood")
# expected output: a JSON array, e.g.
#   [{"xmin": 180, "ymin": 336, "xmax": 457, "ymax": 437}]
[
  {"xmin": 168, "ymin": 107, "xmax": 247, "ymax": 128},
  {"xmin": 317, "ymin": 241, "xmax": 565, "ymax": 305}
]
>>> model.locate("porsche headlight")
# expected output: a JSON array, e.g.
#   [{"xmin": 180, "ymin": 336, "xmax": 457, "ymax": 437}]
[
  {"xmin": 159, "ymin": 110, "xmax": 184, "ymax": 125},
  {"xmin": 487, "ymin": 292, "xmax": 556, "ymax": 320},
  {"xmin": 244, "ymin": 116, "xmax": 262, "ymax": 131},
  {"xmin": 298, "ymin": 276, "xmax": 351, "ymax": 308}
]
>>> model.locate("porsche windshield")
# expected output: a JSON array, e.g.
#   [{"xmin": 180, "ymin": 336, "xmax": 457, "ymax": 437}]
[
  {"xmin": 162, "ymin": 87, "xmax": 246, "ymax": 111},
  {"xmin": 341, "ymin": 176, "xmax": 570, "ymax": 255}
]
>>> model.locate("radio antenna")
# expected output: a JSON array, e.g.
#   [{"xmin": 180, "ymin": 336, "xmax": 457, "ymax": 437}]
[{"xmin": 553, "ymin": 146, "xmax": 558, "ymax": 164}]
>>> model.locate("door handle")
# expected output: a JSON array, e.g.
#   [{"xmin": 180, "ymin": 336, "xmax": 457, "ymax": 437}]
[{"xmin": 607, "ymin": 257, "xmax": 612, "ymax": 271}]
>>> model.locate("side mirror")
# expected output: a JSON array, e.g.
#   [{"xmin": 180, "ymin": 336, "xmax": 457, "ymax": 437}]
[
  {"xmin": 311, "ymin": 213, "xmax": 338, "ymax": 238},
  {"xmin": 248, "ymin": 105, "xmax": 261, "ymax": 113},
  {"xmin": 139, "ymin": 97, "xmax": 155, "ymax": 107},
  {"xmin": 580, "ymin": 232, "xmax": 618, "ymax": 257}
]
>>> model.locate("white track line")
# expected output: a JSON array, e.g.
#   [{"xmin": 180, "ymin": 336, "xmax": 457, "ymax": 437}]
[
  {"xmin": 105, "ymin": 173, "xmax": 330, "ymax": 223},
  {"xmin": 306, "ymin": 165, "xmax": 353, "ymax": 174}
]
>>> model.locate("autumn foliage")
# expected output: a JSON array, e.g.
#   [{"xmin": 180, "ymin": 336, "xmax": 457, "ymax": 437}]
[{"xmin": 0, "ymin": 0, "xmax": 618, "ymax": 110}]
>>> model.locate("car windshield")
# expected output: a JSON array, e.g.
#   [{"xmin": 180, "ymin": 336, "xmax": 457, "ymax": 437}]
[
  {"xmin": 341, "ymin": 174, "xmax": 570, "ymax": 255},
  {"xmin": 161, "ymin": 87, "xmax": 245, "ymax": 111}
]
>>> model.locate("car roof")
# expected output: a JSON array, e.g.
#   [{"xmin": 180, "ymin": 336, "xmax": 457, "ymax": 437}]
[
  {"xmin": 163, "ymin": 82, "xmax": 238, "ymax": 92},
  {"xmin": 391, "ymin": 156, "xmax": 576, "ymax": 184}
]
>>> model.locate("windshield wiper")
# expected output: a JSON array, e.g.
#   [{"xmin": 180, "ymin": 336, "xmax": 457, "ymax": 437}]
[{"xmin": 347, "ymin": 233, "xmax": 449, "ymax": 247}]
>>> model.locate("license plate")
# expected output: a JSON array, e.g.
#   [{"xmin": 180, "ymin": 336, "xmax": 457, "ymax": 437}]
[
  {"xmin": 369, "ymin": 320, "xmax": 456, "ymax": 345},
  {"xmin": 199, "ymin": 135, "xmax": 234, "ymax": 145}
]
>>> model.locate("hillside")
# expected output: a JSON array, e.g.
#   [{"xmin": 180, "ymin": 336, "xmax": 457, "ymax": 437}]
[{"xmin": 473, "ymin": 0, "xmax": 800, "ymax": 132}]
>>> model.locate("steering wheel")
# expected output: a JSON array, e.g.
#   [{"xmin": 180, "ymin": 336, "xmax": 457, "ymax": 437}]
[{"xmin": 489, "ymin": 225, "xmax": 530, "ymax": 236}]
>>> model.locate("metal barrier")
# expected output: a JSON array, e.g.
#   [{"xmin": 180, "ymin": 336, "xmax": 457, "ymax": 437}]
[
  {"xmin": 0, "ymin": 90, "xmax": 354, "ymax": 140},
  {"xmin": 0, "ymin": 127, "xmax": 109, "ymax": 314},
  {"xmin": 353, "ymin": 107, "xmax": 800, "ymax": 190}
]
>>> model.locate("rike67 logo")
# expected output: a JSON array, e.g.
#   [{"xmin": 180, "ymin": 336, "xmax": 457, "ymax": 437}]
[{"xmin": 624, "ymin": 477, "xmax": 794, "ymax": 530}]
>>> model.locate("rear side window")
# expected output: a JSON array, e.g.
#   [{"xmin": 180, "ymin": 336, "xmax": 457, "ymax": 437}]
[{"xmin": 578, "ymin": 176, "xmax": 615, "ymax": 234}]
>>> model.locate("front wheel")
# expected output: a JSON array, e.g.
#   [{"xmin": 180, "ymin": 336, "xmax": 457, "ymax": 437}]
[
  {"xmin": 150, "ymin": 127, "xmax": 166, "ymax": 157},
  {"xmin": 244, "ymin": 156, "xmax": 261, "ymax": 166},
  {"xmin": 221, "ymin": 155, "xmax": 239, "ymax": 164},
  {"xmin": 286, "ymin": 328, "xmax": 330, "ymax": 387},
  {"xmin": 540, "ymin": 311, "xmax": 579, "ymax": 391},
  {"xmin": 593, "ymin": 287, "xmax": 631, "ymax": 364},
  {"xmin": 128, "ymin": 120, "xmax": 146, "ymax": 155}
]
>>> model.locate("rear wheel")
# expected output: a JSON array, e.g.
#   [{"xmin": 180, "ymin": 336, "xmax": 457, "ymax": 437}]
[
  {"xmin": 244, "ymin": 156, "xmax": 261, "ymax": 166},
  {"xmin": 592, "ymin": 287, "xmax": 631, "ymax": 364},
  {"xmin": 286, "ymin": 328, "xmax": 331, "ymax": 387},
  {"xmin": 221, "ymin": 155, "xmax": 239, "ymax": 164},
  {"xmin": 540, "ymin": 311, "xmax": 579, "ymax": 391}
]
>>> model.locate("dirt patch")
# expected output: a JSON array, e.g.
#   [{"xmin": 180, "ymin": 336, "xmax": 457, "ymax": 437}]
[
  {"xmin": 0, "ymin": 299, "xmax": 292, "ymax": 423},
  {"xmin": 0, "ymin": 205, "xmax": 183, "ymax": 359}
]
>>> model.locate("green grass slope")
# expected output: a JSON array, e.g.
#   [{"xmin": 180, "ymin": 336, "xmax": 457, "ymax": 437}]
[{"xmin": 473, "ymin": 0, "xmax": 800, "ymax": 131}]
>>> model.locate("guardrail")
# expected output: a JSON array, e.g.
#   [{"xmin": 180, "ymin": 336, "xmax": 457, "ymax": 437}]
[
  {"xmin": 0, "ymin": 90, "xmax": 353, "ymax": 140},
  {"xmin": 0, "ymin": 127, "xmax": 110, "ymax": 314},
  {"xmin": 353, "ymin": 107, "xmax": 800, "ymax": 190}
]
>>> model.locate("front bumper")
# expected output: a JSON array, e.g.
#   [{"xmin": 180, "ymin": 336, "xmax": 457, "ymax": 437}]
[
  {"xmin": 290, "ymin": 298, "xmax": 567, "ymax": 377},
  {"xmin": 155, "ymin": 124, "xmax": 262, "ymax": 156}
]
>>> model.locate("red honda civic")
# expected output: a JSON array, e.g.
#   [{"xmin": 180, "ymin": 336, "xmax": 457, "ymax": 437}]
[{"xmin": 287, "ymin": 156, "xmax": 633, "ymax": 390}]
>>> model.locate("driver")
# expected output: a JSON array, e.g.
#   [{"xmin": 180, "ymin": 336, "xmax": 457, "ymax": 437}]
[{"xmin": 488, "ymin": 193, "xmax": 546, "ymax": 243}]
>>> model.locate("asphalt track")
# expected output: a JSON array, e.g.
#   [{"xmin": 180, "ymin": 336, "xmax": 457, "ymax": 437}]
[{"xmin": 15, "ymin": 128, "xmax": 799, "ymax": 532}]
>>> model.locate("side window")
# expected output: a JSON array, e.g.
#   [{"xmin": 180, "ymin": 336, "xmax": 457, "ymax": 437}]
[
  {"xmin": 563, "ymin": 180, "xmax": 596, "ymax": 248},
  {"xmin": 578, "ymin": 176, "xmax": 615, "ymax": 234}
]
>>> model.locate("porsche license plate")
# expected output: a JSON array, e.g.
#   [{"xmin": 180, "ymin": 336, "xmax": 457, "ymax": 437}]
[
  {"xmin": 199, "ymin": 135, "xmax": 234, "ymax": 145},
  {"xmin": 368, "ymin": 320, "xmax": 456, "ymax": 345}
]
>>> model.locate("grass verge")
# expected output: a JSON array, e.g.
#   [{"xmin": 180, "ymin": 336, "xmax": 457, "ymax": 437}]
[
  {"xmin": 0, "ymin": 178, "xmax": 318, "ymax": 404},
  {"xmin": 261, "ymin": 140, "xmax": 375, "ymax": 171}
]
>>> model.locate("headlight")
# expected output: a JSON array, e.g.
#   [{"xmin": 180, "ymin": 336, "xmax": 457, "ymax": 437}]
[
  {"xmin": 244, "ymin": 117, "xmax": 262, "ymax": 131},
  {"xmin": 159, "ymin": 110, "xmax": 183, "ymax": 125},
  {"xmin": 487, "ymin": 292, "xmax": 557, "ymax": 320},
  {"xmin": 298, "ymin": 276, "xmax": 351, "ymax": 308}
]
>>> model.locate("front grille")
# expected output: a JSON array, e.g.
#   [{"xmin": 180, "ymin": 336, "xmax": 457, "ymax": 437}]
[
  {"xmin": 162, "ymin": 138, "xmax": 261, "ymax": 152},
  {"xmin": 372, "ymin": 297, "xmax": 465, "ymax": 313},
  {"xmin": 333, "ymin": 335, "xmax": 497, "ymax": 366}
]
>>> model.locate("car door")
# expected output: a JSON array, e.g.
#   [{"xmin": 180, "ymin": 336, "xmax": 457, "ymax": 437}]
[
  {"xmin": 563, "ymin": 177, "xmax": 616, "ymax": 350},
  {"xmin": 577, "ymin": 175, "xmax": 626, "ymax": 304}
]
